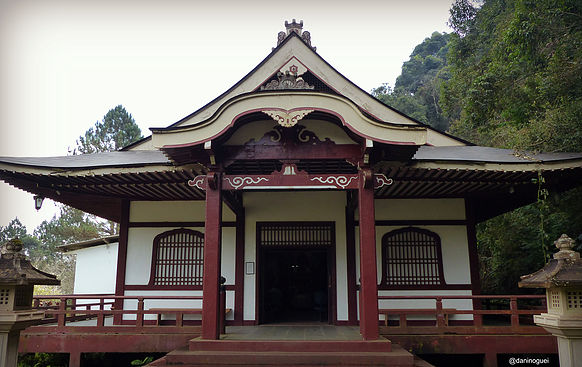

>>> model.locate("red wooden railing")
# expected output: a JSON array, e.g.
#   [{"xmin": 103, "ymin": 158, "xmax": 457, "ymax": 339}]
[
  {"xmin": 30, "ymin": 293, "xmax": 546, "ymax": 335},
  {"xmin": 32, "ymin": 294, "xmax": 209, "ymax": 330},
  {"xmin": 376, "ymin": 294, "xmax": 547, "ymax": 334}
]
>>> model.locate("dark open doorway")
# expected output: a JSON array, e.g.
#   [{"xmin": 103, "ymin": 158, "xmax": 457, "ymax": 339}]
[
  {"xmin": 260, "ymin": 248, "xmax": 329, "ymax": 324},
  {"xmin": 257, "ymin": 222, "xmax": 336, "ymax": 324}
]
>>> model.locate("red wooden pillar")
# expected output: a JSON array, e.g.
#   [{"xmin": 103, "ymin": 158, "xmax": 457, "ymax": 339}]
[
  {"xmin": 465, "ymin": 199, "xmax": 483, "ymax": 326},
  {"xmin": 345, "ymin": 193, "xmax": 358, "ymax": 325},
  {"xmin": 202, "ymin": 172, "xmax": 223, "ymax": 339},
  {"xmin": 234, "ymin": 208, "xmax": 245, "ymax": 326},
  {"xmin": 113, "ymin": 200, "xmax": 129, "ymax": 325},
  {"xmin": 357, "ymin": 169, "xmax": 379, "ymax": 340}
]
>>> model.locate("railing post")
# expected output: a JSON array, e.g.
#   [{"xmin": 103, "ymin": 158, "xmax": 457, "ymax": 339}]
[
  {"xmin": 510, "ymin": 297, "xmax": 519, "ymax": 328},
  {"xmin": 474, "ymin": 312, "xmax": 483, "ymax": 328},
  {"xmin": 220, "ymin": 278, "xmax": 226, "ymax": 334},
  {"xmin": 399, "ymin": 314, "xmax": 407, "ymax": 328},
  {"xmin": 57, "ymin": 297, "xmax": 66, "ymax": 329},
  {"xmin": 436, "ymin": 297, "xmax": 445, "ymax": 328},
  {"xmin": 176, "ymin": 311, "xmax": 184, "ymax": 327},
  {"xmin": 136, "ymin": 297, "xmax": 145, "ymax": 328},
  {"xmin": 100, "ymin": 297, "xmax": 105, "ymax": 310},
  {"xmin": 97, "ymin": 310, "xmax": 105, "ymax": 328}
]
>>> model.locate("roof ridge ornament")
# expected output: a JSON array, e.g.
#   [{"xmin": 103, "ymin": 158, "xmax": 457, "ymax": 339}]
[
  {"xmin": 260, "ymin": 71, "xmax": 314, "ymax": 91},
  {"xmin": 276, "ymin": 19, "xmax": 316, "ymax": 51}
]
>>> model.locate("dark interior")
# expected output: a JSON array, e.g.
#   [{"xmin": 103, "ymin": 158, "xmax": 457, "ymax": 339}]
[{"xmin": 261, "ymin": 249, "xmax": 328, "ymax": 324}]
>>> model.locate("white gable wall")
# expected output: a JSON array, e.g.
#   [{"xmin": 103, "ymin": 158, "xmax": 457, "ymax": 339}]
[
  {"xmin": 71, "ymin": 242, "xmax": 119, "ymax": 295},
  {"xmin": 223, "ymin": 119, "xmax": 357, "ymax": 146}
]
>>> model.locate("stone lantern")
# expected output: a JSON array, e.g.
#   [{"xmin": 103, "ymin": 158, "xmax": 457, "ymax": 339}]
[
  {"xmin": 0, "ymin": 238, "xmax": 60, "ymax": 367},
  {"xmin": 519, "ymin": 234, "xmax": 582, "ymax": 367}
]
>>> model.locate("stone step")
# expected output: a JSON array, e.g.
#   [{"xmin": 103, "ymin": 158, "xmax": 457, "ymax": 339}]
[
  {"xmin": 189, "ymin": 337, "xmax": 392, "ymax": 353},
  {"xmin": 150, "ymin": 344, "xmax": 418, "ymax": 367}
]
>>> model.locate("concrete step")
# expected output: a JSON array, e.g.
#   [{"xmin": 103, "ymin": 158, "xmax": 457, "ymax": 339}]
[
  {"xmin": 150, "ymin": 344, "xmax": 418, "ymax": 367},
  {"xmin": 189, "ymin": 337, "xmax": 392, "ymax": 353}
]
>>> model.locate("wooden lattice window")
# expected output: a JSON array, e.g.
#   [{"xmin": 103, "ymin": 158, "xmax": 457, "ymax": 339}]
[
  {"xmin": 381, "ymin": 228, "xmax": 446, "ymax": 288},
  {"xmin": 258, "ymin": 222, "xmax": 334, "ymax": 247},
  {"xmin": 149, "ymin": 228, "xmax": 204, "ymax": 287}
]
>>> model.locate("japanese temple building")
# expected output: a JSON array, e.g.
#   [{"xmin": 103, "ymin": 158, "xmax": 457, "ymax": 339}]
[{"xmin": 2, "ymin": 21, "xmax": 582, "ymax": 367}]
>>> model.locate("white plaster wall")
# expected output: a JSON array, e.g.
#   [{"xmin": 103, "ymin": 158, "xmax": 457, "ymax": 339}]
[
  {"xmin": 72, "ymin": 243, "xmax": 118, "ymax": 295},
  {"xmin": 122, "ymin": 290, "xmax": 235, "ymax": 321},
  {"xmin": 243, "ymin": 191, "xmax": 348, "ymax": 322},
  {"xmin": 130, "ymin": 201, "xmax": 235, "ymax": 222},
  {"xmin": 354, "ymin": 198, "xmax": 473, "ymax": 320},
  {"xmin": 224, "ymin": 120, "xmax": 276, "ymax": 145},
  {"xmin": 354, "ymin": 225, "xmax": 471, "ymax": 290},
  {"xmin": 122, "ymin": 201, "xmax": 237, "ymax": 320},
  {"xmin": 125, "ymin": 226, "xmax": 236, "ymax": 287},
  {"xmin": 373, "ymin": 198, "xmax": 466, "ymax": 220},
  {"xmin": 376, "ymin": 225, "xmax": 471, "ymax": 285},
  {"xmin": 303, "ymin": 120, "xmax": 356, "ymax": 144}
]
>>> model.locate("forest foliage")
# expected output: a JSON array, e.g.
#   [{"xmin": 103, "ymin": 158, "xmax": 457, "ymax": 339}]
[{"xmin": 374, "ymin": 0, "xmax": 582, "ymax": 293}]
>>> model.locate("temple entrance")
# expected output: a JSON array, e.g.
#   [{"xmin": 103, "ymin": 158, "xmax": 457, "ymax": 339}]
[{"xmin": 257, "ymin": 222, "xmax": 335, "ymax": 324}]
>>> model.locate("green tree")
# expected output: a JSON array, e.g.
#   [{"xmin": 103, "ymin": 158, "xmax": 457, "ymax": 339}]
[
  {"xmin": 31, "ymin": 206, "xmax": 113, "ymax": 293},
  {"xmin": 0, "ymin": 218, "xmax": 27, "ymax": 242},
  {"xmin": 447, "ymin": 0, "xmax": 478, "ymax": 37},
  {"xmin": 372, "ymin": 32, "xmax": 452, "ymax": 131},
  {"xmin": 371, "ymin": 84, "xmax": 428, "ymax": 123},
  {"xmin": 74, "ymin": 105, "xmax": 142, "ymax": 154}
]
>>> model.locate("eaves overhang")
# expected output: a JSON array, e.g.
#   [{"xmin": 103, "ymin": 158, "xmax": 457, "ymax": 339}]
[{"xmin": 59, "ymin": 235, "xmax": 120, "ymax": 253}]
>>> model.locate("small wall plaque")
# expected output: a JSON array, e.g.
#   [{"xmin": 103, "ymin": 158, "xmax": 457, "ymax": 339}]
[{"xmin": 245, "ymin": 262, "xmax": 255, "ymax": 275}]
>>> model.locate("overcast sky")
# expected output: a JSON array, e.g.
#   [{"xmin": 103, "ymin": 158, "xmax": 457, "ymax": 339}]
[{"xmin": 0, "ymin": 0, "xmax": 455, "ymax": 231}]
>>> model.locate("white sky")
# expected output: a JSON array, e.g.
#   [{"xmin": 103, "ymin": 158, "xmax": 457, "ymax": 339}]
[{"xmin": 0, "ymin": 0, "xmax": 455, "ymax": 232}]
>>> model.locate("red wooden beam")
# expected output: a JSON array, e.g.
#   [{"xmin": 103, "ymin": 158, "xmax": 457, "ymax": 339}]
[
  {"xmin": 222, "ymin": 173, "xmax": 359, "ymax": 190},
  {"xmin": 201, "ymin": 172, "xmax": 223, "ymax": 339},
  {"xmin": 357, "ymin": 169, "xmax": 379, "ymax": 340},
  {"xmin": 189, "ymin": 169, "xmax": 393, "ymax": 192}
]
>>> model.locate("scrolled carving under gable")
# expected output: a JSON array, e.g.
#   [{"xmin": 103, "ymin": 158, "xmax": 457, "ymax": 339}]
[
  {"xmin": 262, "ymin": 109, "xmax": 314, "ymax": 127},
  {"xmin": 260, "ymin": 71, "xmax": 314, "ymax": 91}
]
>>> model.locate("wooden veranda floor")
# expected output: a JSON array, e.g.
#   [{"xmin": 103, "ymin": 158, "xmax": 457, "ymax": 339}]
[{"xmin": 222, "ymin": 324, "xmax": 362, "ymax": 340}]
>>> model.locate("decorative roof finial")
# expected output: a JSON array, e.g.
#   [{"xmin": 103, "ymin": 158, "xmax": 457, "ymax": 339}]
[
  {"xmin": 553, "ymin": 234, "xmax": 579, "ymax": 260},
  {"xmin": 285, "ymin": 19, "xmax": 303, "ymax": 35},
  {"xmin": 276, "ymin": 19, "xmax": 316, "ymax": 51}
]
